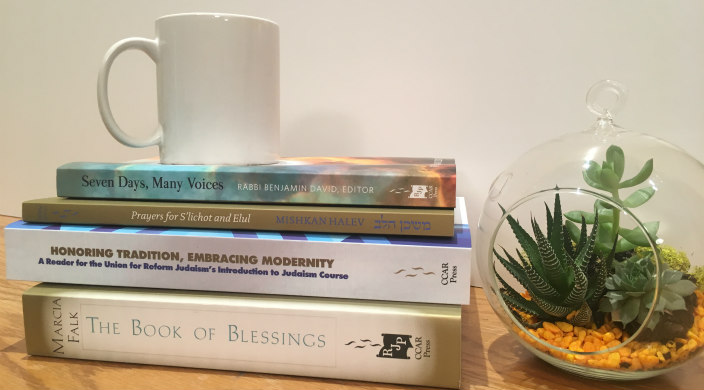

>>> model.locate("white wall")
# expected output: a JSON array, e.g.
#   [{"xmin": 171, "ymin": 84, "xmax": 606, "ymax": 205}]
[{"xmin": 2, "ymin": 1, "xmax": 704, "ymax": 286}]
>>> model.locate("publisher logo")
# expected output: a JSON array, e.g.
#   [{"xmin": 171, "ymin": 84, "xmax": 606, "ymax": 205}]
[
  {"xmin": 376, "ymin": 333, "xmax": 412, "ymax": 359},
  {"xmin": 408, "ymin": 185, "xmax": 429, "ymax": 199},
  {"xmin": 345, "ymin": 333, "xmax": 431, "ymax": 361},
  {"xmin": 388, "ymin": 185, "xmax": 438, "ymax": 199}
]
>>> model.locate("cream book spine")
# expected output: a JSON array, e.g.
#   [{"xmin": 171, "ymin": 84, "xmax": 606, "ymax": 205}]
[{"xmin": 23, "ymin": 283, "xmax": 462, "ymax": 388}]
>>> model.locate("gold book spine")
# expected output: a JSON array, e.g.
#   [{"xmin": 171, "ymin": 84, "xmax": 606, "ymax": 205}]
[{"xmin": 22, "ymin": 197, "xmax": 455, "ymax": 236}]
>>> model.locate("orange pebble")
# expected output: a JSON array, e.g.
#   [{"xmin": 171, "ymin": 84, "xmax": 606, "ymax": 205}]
[
  {"xmin": 569, "ymin": 341, "xmax": 582, "ymax": 352},
  {"xmin": 556, "ymin": 321, "xmax": 574, "ymax": 333},
  {"xmin": 641, "ymin": 355, "xmax": 660, "ymax": 369},
  {"xmin": 543, "ymin": 322, "xmax": 562, "ymax": 335},
  {"xmin": 577, "ymin": 330, "xmax": 587, "ymax": 342},
  {"xmin": 561, "ymin": 335, "xmax": 574, "ymax": 349},
  {"xmin": 606, "ymin": 353, "xmax": 621, "ymax": 369},
  {"xmin": 583, "ymin": 341, "xmax": 596, "ymax": 353},
  {"xmin": 630, "ymin": 357, "xmax": 643, "ymax": 371}
]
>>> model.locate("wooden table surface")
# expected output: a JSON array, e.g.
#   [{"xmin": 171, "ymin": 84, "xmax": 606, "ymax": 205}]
[{"xmin": 1, "ymin": 214, "xmax": 703, "ymax": 389}]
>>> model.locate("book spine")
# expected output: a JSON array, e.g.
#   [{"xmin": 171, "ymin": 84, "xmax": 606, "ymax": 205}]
[
  {"xmin": 56, "ymin": 166, "xmax": 456, "ymax": 207},
  {"xmin": 5, "ymin": 223, "xmax": 471, "ymax": 304},
  {"xmin": 23, "ymin": 283, "xmax": 461, "ymax": 388},
  {"xmin": 22, "ymin": 198, "xmax": 455, "ymax": 237}
]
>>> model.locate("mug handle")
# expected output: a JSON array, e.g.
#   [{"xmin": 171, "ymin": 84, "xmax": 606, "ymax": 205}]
[{"xmin": 97, "ymin": 38, "xmax": 162, "ymax": 148}]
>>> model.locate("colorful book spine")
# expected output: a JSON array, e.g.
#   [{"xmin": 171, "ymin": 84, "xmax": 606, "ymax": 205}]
[
  {"xmin": 22, "ymin": 197, "xmax": 455, "ymax": 237},
  {"xmin": 55, "ymin": 157, "xmax": 456, "ymax": 207},
  {"xmin": 22, "ymin": 283, "xmax": 462, "ymax": 388},
  {"xmin": 6, "ymin": 200, "xmax": 471, "ymax": 304}
]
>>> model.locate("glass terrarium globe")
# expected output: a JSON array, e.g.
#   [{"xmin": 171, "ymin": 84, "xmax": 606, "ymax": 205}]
[{"xmin": 476, "ymin": 80, "xmax": 704, "ymax": 380}]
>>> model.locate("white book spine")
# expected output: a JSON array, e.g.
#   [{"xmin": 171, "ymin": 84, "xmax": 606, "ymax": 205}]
[
  {"xmin": 6, "ymin": 201, "xmax": 471, "ymax": 304},
  {"xmin": 23, "ymin": 283, "xmax": 462, "ymax": 388}
]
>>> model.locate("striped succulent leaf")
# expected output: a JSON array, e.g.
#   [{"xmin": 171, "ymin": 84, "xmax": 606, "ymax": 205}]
[
  {"xmin": 531, "ymin": 293, "xmax": 574, "ymax": 318},
  {"xmin": 496, "ymin": 193, "xmax": 601, "ymax": 325},
  {"xmin": 575, "ymin": 214, "xmax": 599, "ymax": 272},
  {"xmin": 496, "ymin": 273, "xmax": 545, "ymax": 318},
  {"xmin": 532, "ymin": 218, "xmax": 568, "ymax": 292}
]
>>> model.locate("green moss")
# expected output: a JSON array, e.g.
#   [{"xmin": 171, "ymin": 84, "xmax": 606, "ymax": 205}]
[
  {"xmin": 692, "ymin": 266, "xmax": 704, "ymax": 290},
  {"xmin": 636, "ymin": 245, "xmax": 690, "ymax": 273}
]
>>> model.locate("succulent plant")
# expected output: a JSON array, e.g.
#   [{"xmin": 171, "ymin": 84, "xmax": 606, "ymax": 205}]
[
  {"xmin": 598, "ymin": 252, "xmax": 697, "ymax": 335},
  {"xmin": 636, "ymin": 245, "xmax": 691, "ymax": 273},
  {"xmin": 494, "ymin": 193, "xmax": 610, "ymax": 327},
  {"xmin": 565, "ymin": 144, "xmax": 659, "ymax": 256}
]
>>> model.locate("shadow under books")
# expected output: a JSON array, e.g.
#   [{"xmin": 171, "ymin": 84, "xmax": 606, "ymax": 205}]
[{"xmin": 2, "ymin": 339, "xmax": 26, "ymax": 354}]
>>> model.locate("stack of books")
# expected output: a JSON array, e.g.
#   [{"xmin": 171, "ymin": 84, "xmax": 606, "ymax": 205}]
[{"xmin": 5, "ymin": 157, "xmax": 471, "ymax": 388}]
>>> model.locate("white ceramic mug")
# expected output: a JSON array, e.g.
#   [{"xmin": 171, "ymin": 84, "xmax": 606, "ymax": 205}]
[{"xmin": 97, "ymin": 13, "xmax": 280, "ymax": 165}]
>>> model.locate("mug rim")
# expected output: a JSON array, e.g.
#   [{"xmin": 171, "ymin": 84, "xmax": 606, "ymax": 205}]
[{"xmin": 157, "ymin": 12, "xmax": 277, "ymax": 25}]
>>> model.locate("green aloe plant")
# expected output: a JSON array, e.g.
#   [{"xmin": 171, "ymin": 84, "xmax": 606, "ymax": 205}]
[
  {"xmin": 565, "ymin": 144, "xmax": 659, "ymax": 256},
  {"xmin": 495, "ymin": 194, "xmax": 610, "ymax": 327},
  {"xmin": 599, "ymin": 253, "xmax": 697, "ymax": 331}
]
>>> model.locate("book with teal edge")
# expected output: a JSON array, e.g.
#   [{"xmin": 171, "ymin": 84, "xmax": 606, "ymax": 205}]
[
  {"xmin": 56, "ymin": 157, "xmax": 456, "ymax": 207},
  {"xmin": 6, "ymin": 199, "xmax": 471, "ymax": 304}
]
